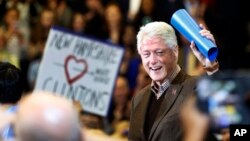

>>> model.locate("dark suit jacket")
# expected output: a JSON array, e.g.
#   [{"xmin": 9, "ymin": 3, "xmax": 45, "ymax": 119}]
[{"xmin": 128, "ymin": 70, "xmax": 198, "ymax": 141}]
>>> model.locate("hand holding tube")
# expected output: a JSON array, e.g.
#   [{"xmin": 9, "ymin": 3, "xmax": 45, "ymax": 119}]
[
  {"xmin": 171, "ymin": 9, "xmax": 218, "ymax": 62},
  {"xmin": 189, "ymin": 24, "xmax": 219, "ymax": 75}
]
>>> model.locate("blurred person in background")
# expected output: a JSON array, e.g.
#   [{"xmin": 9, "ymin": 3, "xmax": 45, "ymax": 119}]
[
  {"xmin": 70, "ymin": 12, "xmax": 86, "ymax": 34},
  {"xmin": 27, "ymin": 36, "xmax": 46, "ymax": 90},
  {"xmin": 29, "ymin": 7, "xmax": 55, "ymax": 52},
  {"xmin": 104, "ymin": 2, "xmax": 124, "ymax": 45},
  {"xmin": 14, "ymin": 91, "xmax": 84, "ymax": 141},
  {"xmin": 0, "ymin": 7, "xmax": 27, "ymax": 61},
  {"xmin": 55, "ymin": 0, "xmax": 72, "ymax": 28},
  {"xmin": 120, "ymin": 23, "xmax": 137, "ymax": 76},
  {"xmin": 133, "ymin": 63, "xmax": 151, "ymax": 96},
  {"xmin": 180, "ymin": 92, "xmax": 230, "ymax": 141},
  {"xmin": 180, "ymin": 96, "xmax": 210, "ymax": 141},
  {"xmin": 0, "ymin": 62, "xmax": 24, "ymax": 140},
  {"xmin": 0, "ymin": 62, "xmax": 23, "ymax": 105},
  {"xmin": 133, "ymin": 0, "xmax": 156, "ymax": 31},
  {"xmin": 46, "ymin": 0, "xmax": 72, "ymax": 28},
  {"xmin": 84, "ymin": 0, "xmax": 107, "ymax": 40},
  {"xmin": 0, "ymin": 108, "xmax": 15, "ymax": 138},
  {"xmin": 27, "ymin": 8, "xmax": 55, "ymax": 91},
  {"xmin": 107, "ymin": 75, "xmax": 130, "ymax": 131},
  {"xmin": 0, "ymin": 28, "xmax": 19, "ymax": 68}
]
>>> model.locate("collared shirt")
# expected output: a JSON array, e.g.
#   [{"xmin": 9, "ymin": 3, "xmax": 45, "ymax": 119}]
[
  {"xmin": 151, "ymin": 65, "xmax": 181, "ymax": 99},
  {"xmin": 1, "ymin": 105, "xmax": 17, "ymax": 141}
]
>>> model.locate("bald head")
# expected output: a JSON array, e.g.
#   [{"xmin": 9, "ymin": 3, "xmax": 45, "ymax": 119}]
[{"xmin": 15, "ymin": 91, "xmax": 83, "ymax": 141}]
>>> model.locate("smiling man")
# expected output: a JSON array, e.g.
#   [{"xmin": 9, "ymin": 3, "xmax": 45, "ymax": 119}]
[{"xmin": 128, "ymin": 21, "xmax": 219, "ymax": 141}]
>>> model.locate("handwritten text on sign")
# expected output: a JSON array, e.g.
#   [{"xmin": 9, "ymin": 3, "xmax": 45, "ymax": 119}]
[{"xmin": 35, "ymin": 27, "xmax": 124, "ymax": 116}]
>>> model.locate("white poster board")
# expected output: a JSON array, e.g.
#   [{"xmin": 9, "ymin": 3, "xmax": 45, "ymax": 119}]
[{"xmin": 35, "ymin": 27, "xmax": 124, "ymax": 116}]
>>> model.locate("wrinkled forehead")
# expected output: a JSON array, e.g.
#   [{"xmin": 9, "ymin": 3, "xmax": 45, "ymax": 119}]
[{"xmin": 141, "ymin": 37, "xmax": 164, "ymax": 47}]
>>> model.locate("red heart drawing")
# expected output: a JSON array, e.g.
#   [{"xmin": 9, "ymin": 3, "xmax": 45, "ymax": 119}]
[{"xmin": 64, "ymin": 55, "xmax": 88, "ymax": 85}]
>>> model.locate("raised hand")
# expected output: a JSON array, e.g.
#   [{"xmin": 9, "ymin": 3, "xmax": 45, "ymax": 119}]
[{"xmin": 189, "ymin": 24, "xmax": 219, "ymax": 75}]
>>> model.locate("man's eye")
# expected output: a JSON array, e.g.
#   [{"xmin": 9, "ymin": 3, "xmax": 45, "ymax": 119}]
[
  {"xmin": 142, "ymin": 53, "xmax": 150, "ymax": 58},
  {"xmin": 156, "ymin": 51, "xmax": 164, "ymax": 56}
]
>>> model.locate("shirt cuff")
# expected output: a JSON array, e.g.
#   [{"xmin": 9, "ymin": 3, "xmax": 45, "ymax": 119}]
[{"xmin": 203, "ymin": 60, "xmax": 219, "ymax": 75}]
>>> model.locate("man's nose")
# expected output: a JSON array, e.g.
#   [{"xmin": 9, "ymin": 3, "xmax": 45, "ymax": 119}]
[{"xmin": 149, "ymin": 54, "xmax": 158, "ymax": 65}]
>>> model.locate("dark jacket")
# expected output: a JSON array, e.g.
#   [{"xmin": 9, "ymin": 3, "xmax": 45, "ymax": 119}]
[{"xmin": 128, "ymin": 70, "xmax": 198, "ymax": 141}]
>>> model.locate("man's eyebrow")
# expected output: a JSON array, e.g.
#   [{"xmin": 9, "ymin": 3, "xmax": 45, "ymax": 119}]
[{"xmin": 141, "ymin": 50, "xmax": 150, "ymax": 52}]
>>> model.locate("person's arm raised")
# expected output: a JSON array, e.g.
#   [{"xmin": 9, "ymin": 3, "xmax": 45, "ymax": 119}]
[{"xmin": 189, "ymin": 24, "xmax": 219, "ymax": 75}]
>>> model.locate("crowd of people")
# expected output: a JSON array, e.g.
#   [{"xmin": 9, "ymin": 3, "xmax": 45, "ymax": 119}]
[
  {"xmin": 0, "ymin": 0, "xmax": 248, "ymax": 92},
  {"xmin": 0, "ymin": 0, "xmax": 249, "ymax": 141}
]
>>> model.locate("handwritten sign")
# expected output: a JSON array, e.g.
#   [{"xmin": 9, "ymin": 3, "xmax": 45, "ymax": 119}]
[{"xmin": 34, "ymin": 27, "xmax": 124, "ymax": 116}]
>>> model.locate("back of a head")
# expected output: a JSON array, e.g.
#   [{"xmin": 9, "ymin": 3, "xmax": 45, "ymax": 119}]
[
  {"xmin": 0, "ymin": 62, "xmax": 23, "ymax": 104},
  {"xmin": 14, "ymin": 92, "xmax": 84, "ymax": 141}
]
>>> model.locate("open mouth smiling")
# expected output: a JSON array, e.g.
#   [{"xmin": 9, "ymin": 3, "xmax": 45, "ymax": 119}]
[{"xmin": 150, "ymin": 66, "xmax": 162, "ymax": 71}]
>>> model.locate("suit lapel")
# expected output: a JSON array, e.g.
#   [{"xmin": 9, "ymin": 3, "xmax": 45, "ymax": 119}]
[
  {"xmin": 148, "ymin": 71, "xmax": 186, "ymax": 140},
  {"xmin": 134, "ymin": 87, "xmax": 152, "ymax": 141}
]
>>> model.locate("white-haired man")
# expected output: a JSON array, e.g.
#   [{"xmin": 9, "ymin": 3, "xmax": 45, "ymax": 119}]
[{"xmin": 128, "ymin": 21, "xmax": 219, "ymax": 141}]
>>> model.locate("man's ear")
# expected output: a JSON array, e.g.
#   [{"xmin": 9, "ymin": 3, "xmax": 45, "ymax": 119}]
[
  {"xmin": 174, "ymin": 45, "xmax": 179, "ymax": 58},
  {"xmin": 175, "ymin": 45, "xmax": 179, "ymax": 51}
]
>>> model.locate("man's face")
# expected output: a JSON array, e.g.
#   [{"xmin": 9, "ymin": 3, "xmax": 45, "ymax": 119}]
[{"xmin": 140, "ymin": 38, "xmax": 178, "ymax": 84}]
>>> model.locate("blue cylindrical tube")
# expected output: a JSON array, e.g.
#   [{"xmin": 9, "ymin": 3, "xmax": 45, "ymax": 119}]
[{"xmin": 171, "ymin": 9, "xmax": 218, "ymax": 61}]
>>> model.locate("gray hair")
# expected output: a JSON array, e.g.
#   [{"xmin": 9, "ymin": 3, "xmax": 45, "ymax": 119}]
[{"xmin": 137, "ymin": 21, "xmax": 178, "ymax": 54}]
